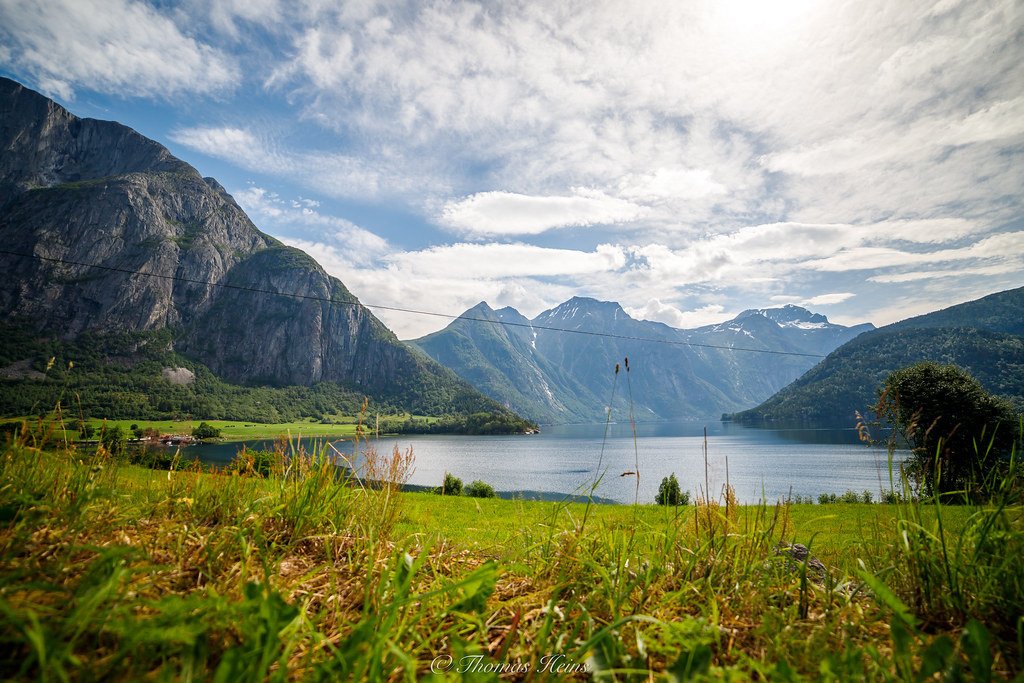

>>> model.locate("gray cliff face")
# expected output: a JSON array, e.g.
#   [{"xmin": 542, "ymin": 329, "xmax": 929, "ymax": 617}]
[
  {"xmin": 0, "ymin": 77, "xmax": 490, "ymax": 411},
  {"xmin": 0, "ymin": 79, "xmax": 184, "ymax": 200},
  {"xmin": 181, "ymin": 246, "xmax": 409, "ymax": 389},
  {"xmin": 1, "ymin": 170, "xmax": 273, "ymax": 335}
]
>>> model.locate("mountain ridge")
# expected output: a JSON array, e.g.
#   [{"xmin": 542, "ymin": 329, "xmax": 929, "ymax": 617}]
[
  {"xmin": 730, "ymin": 286, "xmax": 1024, "ymax": 424},
  {"xmin": 411, "ymin": 297, "xmax": 875, "ymax": 423}
]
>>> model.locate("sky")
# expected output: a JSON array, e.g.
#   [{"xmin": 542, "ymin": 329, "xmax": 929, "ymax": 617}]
[{"xmin": 1, "ymin": 0, "xmax": 1022, "ymax": 339}]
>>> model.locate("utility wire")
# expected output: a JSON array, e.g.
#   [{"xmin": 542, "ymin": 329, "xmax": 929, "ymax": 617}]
[{"xmin": 0, "ymin": 248, "xmax": 827, "ymax": 358}]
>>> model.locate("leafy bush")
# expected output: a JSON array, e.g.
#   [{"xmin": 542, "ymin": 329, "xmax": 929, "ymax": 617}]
[
  {"xmin": 129, "ymin": 446, "xmax": 198, "ymax": 471},
  {"xmin": 100, "ymin": 424, "xmax": 126, "ymax": 457},
  {"xmin": 656, "ymin": 473, "xmax": 689, "ymax": 505},
  {"xmin": 464, "ymin": 480, "xmax": 496, "ymax": 498},
  {"xmin": 818, "ymin": 492, "xmax": 838, "ymax": 505},
  {"xmin": 840, "ymin": 490, "xmax": 860, "ymax": 504},
  {"xmin": 192, "ymin": 421, "xmax": 221, "ymax": 440},
  {"xmin": 75, "ymin": 419, "xmax": 95, "ymax": 439},
  {"xmin": 228, "ymin": 449, "xmax": 279, "ymax": 478},
  {"xmin": 440, "ymin": 472, "xmax": 463, "ymax": 496},
  {"xmin": 877, "ymin": 362, "xmax": 1021, "ymax": 500},
  {"xmin": 880, "ymin": 490, "xmax": 902, "ymax": 504}
]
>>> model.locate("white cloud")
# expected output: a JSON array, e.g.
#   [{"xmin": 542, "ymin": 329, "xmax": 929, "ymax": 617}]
[
  {"xmin": 440, "ymin": 190, "xmax": 647, "ymax": 235},
  {"xmin": 235, "ymin": 186, "xmax": 390, "ymax": 262},
  {"xmin": 277, "ymin": 239, "xmax": 596, "ymax": 338},
  {"xmin": 171, "ymin": 127, "xmax": 264, "ymax": 165},
  {"xmin": 626, "ymin": 300, "xmax": 729, "ymax": 329},
  {"xmin": 170, "ymin": 126, "xmax": 426, "ymax": 199},
  {"xmin": 801, "ymin": 292, "xmax": 855, "ymax": 306},
  {"xmin": 805, "ymin": 231, "xmax": 1024, "ymax": 272},
  {"xmin": 201, "ymin": 0, "xmax": 282, "ymax": 38},
  {"xmin": 385, "ymin": 243, "xmax": 626, "ymax": 279},
  {"xmin": 768, "ymin": 292, "xmax": 856, "ymax": 307},
  {"xmin": 0, "ymin": 0, "xmax": 237, "ymax": 99},
  {"xmin": 249, "ymin": 0, "xmax": 1023, "ymax": 260},
  {"xmin": 621, "ymin": 219, "xmax": 1003, "ymax": 287},
  {"xmin": 867, "ymin": 261, "xmax": 1024, "ymax": 284},
  {"xmin": 617, "ymin": 167, "xmax": 727, "ymax": 203}
]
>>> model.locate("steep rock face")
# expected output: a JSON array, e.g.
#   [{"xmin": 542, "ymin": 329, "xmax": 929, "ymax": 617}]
[
  {"xmin": 182, "ymin": 246, "xmax": 410, "ymax": 390},
  {"xmin": 0, "ymin": 77, "xmax": 504, "ymax": 415},
  {"xmin": 0, "ymin": 79, "xmax": 185, "ymax": 201},
  {"xmin": 0, "ymin": 170, "xmax": 272, "ymax": 335},
  {"xmin": 0, "ymin": 79, "xmax": 273, "ymax": 336}
]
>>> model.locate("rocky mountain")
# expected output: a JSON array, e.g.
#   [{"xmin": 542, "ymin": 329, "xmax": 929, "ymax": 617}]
[
  {"xmin": 0, "ymin": 77, "xmax": 517, "ymax": 419},
  {"xmin": 411, "ymin": 302, "xmax": 596, "ymax": 423},
  {"xmin": 730, "ymin": 287, "xmax": 1024, "ymax": 425},
  {"xmin": 411, "ymin": 297, "xmax": 874, "ymax": 422}
]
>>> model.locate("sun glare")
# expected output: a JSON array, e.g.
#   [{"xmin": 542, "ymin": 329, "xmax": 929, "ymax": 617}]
[{"xmin": 714, "ymin": 0, "xmax": 819, "ymax": 36}]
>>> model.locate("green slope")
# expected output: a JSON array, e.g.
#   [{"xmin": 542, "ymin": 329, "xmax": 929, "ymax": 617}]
[
  {"xmin": 0, "ymin": 319, "xmax": 532, "ymax": 428},
  {"xmin": 731, "ymin": 287, "xmax": 1024, "ymax": 424}
]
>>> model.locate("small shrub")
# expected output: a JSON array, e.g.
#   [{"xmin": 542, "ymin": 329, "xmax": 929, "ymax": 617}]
[
  {"xmin": 656, "ymin": 473, "xmax": 688, "ymax": 506},
  {"xmin": 192, "ymin": 421, "xmax": 221, "ymax": 440},
  {"xmin": 861, "ymin": 490, "xmax": 873, "ymax": 504},
  {"xmin": 692, "ymin": 485, "xmax": 737, "ymax": 539},
  {"xmin": 229, "ymin": 448, "xmax": 279, "ymax": 477},
  {"xmin": 76, "ymin": 419, "xmax": 95, "ymax": 439},
  {"xmin": 817, "ymin": 492, "xmax": 837, "ymax": 505},
  {"xmin": 840, "ymin": 490, "xmax": 860, "ymax": 504},
  {"xmin": 440, "ymin": 471, "xmax": 463, "ymax": 496},
  {"xmin": 100, "ymin": 423, "xmax": 127, "ymax": 457},
  {"xmin": 464, "ymin": 480, "xmax": 496, "ymax": 498},
  {"xmin": 880, "ymin": 490, "xmax": 901, "ymax": 504}
]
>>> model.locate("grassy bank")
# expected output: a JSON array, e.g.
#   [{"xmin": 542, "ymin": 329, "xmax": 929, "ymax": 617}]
[
  {"xmin": 0, "ymin": 435, "xmax": 1020, "ymax": 680},
  {"xmin": 0, "ymin": 416, "xmax": 437, "ymax": 442}
]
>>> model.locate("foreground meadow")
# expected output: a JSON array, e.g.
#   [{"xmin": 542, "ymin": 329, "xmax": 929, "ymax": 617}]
[{"xmin": 0, "ymin": 434, "xmax": 1020, "ymax": 680}]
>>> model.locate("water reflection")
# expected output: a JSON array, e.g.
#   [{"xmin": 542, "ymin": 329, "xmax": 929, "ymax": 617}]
[{"xmin": 165, "ymin": 420, "xmax": 907, "ymax": 504}]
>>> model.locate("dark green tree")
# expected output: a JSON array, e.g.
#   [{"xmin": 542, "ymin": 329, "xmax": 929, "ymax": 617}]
[
  {"xmin": 100, "ymin": 424, "xmax": 127, "ymax": 457},
  {"xmin": 440, "ymin": 472, "xmax": 463, "ymax": 496},
  {"xmin": 464, "ymin": 480, "xmax": 496, "ymax": 498},
  {"xmin": 656, "ymin": 473, "xmax": 688, "ymax": 506},
  {"xmin": 76, "ymin": 419, "xmax": 95, "ymax": 440},
  {"xmin": 191, "ymin": 421, "xmax": 222, "ymax": 440},
  {"xmin": 877, "ymin": 362, "xmax": 1020, "ymax": 499}
]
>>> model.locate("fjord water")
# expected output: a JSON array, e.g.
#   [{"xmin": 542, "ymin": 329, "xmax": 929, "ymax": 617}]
[{"xmin": 184, "ymin": 421, "xmax": 902, "ymax": 504}]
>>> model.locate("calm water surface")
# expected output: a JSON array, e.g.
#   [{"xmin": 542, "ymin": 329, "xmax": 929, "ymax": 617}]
[{"xmin": 178, "ymin": 421, "xmax": 904, "ymax": 504}]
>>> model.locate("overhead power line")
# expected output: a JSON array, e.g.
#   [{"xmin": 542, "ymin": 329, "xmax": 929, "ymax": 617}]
[{"xmin": 0, "ymin": 248, "xmax": 827, "ymax": 358}]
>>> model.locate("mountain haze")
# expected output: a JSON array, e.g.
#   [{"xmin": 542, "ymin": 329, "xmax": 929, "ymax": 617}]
[
  {"xmin": 411, "ymin": 298, "xmax": 874, "ymax": 422},
  {"xmin": 731, "ymin": 287, "xmax": 1024, "ymax": 424},
  {"xmin": 0, "ymin": 77, "xmax": 516, "ymax": 419}
]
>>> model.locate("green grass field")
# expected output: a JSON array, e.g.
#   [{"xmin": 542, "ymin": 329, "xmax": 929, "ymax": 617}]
[
  {"xmin": 394, "ymin": 492, "xmax": 969, "ymax": 572},
  {"xmin": 2, "ymin": 416, "xmax": 380, "ymax": 441},
  {"xmin": 1, "ymin": 435, "xmax": 1020, "ymax": 680}
]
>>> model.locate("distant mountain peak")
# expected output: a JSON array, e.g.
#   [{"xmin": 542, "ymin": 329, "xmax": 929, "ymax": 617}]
[
  {"xmin": 540, "ymin": 296, "xmax": 627, "ymax": 321},
  {"xmin": 736, "ymin": 305, "xmax": 831, "ymax": 329},
  {"xmin": 494, "ymin": 306, "xmax": 532, "ymax": 325},
  {"xmin": 414, "ymin": 291, "xmax": 878, "ymax": 423},
  {"xmin": 461, "ymin": 301, "xmax": 496, "ymax": 317}
]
